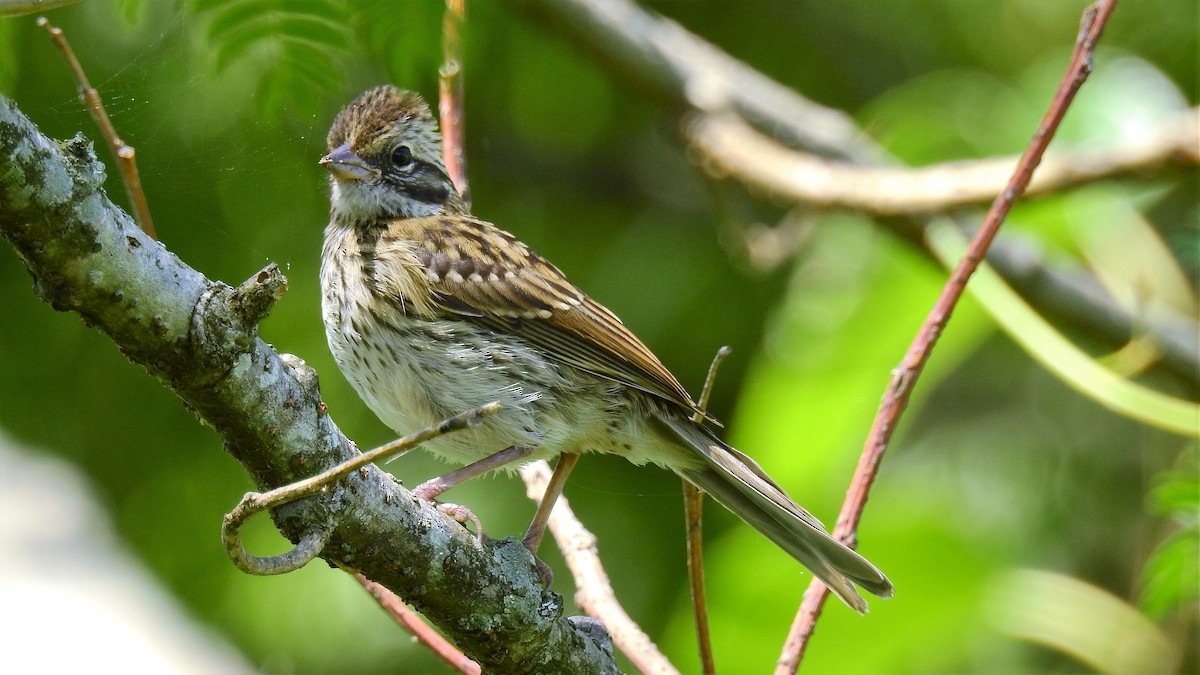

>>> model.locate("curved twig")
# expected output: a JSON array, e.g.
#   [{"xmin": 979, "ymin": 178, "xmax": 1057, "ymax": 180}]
[
  {"xmin": 219, "ymin": 403, "xmax": 501, "ymax": 574},
  {"xmin": 223, "ymin": 517, "xmax": 332, "ymax": 576}
]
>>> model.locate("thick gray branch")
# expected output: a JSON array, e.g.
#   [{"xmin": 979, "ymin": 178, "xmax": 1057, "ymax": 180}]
[
  {"xmin": 0, "ymin": 94, "xmax": 616, "ymax": 675},
  {"xmin": 516, "ymin": 0, "xmax": 1199, "ymax": 384}
]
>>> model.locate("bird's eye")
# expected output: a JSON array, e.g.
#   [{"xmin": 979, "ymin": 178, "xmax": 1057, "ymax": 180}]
[{"xmin": 391, "ymin": 145, "xmax": 414, "ymax": 168}]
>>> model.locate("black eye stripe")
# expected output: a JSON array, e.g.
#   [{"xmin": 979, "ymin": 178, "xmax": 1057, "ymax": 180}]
[
  {"xmin": 384, "ymin": 159, "xmax": 452, "ymax": 205},
  {"xmin": 384, "ymin": 157, "xmax": 441, "ymax": 180}
]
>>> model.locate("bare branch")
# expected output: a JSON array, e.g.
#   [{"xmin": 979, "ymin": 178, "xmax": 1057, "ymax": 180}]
[{"xmin": 686, "ymin": 108, "xmax": 1199, "ymax": 216}]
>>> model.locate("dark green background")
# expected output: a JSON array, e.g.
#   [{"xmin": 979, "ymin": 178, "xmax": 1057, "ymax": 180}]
[{"xmin": 1, "ymin": 1, "xmax": 1196, "ymax": 672}]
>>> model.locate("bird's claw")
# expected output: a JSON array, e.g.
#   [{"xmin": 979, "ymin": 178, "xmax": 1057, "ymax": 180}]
[{"xmin": 435, "ymin": 502, "xmax": 485, "ymax": 544}]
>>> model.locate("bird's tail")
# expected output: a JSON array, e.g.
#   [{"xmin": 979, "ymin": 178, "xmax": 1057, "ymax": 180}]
[{"xmin": 658, "ymin": 414, "xmax": 892, "ymax": 613}]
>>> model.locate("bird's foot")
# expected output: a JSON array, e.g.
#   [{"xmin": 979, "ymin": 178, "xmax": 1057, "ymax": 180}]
[{"xmin": 433, "ymin": 501, "xmax": 485, "ymax": 544}]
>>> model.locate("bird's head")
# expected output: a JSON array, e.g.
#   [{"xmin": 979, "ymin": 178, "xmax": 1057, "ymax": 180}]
[{"xmin": 322, "ymin": 85, "xmax": 466, "ymax": 223}]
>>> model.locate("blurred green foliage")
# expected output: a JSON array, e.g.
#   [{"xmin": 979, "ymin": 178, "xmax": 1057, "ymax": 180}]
[{"xmin": 1, "ymin": 0, "xmax": 1196, "ymax": 672}]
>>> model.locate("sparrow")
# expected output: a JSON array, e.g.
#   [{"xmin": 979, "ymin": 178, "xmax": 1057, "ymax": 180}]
[{"xmin": 319, "ymin": 85, "xmax": 892, "ymax": 612}]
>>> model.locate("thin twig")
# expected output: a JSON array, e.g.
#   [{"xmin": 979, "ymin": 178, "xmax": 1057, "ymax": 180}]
[
  {"xmin": 520, "ymin": 461, "xmax": 680, "ymax": 675},
  {"xmin": 683, "ymin": 345, "xmax": 731, "ymax": 675},
  {"xmin": 37, "ymin": 17, "xmax": 157, "ymax": 239},
  {"xmin": 775, "ymin": 2, "xmax": 1119, "ymax": 671},
  {"xmin": 221, "ymin": 403, "xmax": 500, "ymax": 575},
  {"xmin": 349, "ymin": 571, "xmax": 482, "ymax": 675},
  {"xmin": 439, "ymin": 0, "xmax": 470, "ymax": 208},
  {"xmin": 691, "ymin": 346, "xmax": 731, "ymax": 422},
  {"xmin": 681, "ymin": 486, "xmax": 709, "ymax": 670}
]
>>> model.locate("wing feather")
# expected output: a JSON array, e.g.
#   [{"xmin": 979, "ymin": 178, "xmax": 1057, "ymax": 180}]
[{"xmin": 386, "ymin": 215, "xmax": 701, "ymax": 414}]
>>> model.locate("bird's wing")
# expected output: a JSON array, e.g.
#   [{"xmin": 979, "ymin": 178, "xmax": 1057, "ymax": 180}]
[{"xmin": 387, "ymin": 215, "xmax": 700, "ymax": 414}]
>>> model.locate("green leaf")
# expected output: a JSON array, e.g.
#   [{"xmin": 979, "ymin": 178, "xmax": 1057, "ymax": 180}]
[
  {"xmin": 277, "ymin": 14, "xmax": 347, "ymax": 49},
  {"xmin": 927, "ymin": 220, "xmax": 1200, "ymax": 436},
  {"xmin": 197, "ymin": 0, "xmax": 349, "ymax": 115},
  {"xmin": 118, "ymin": 0, "xmax": 151, "ymax": 25},
  {"xmin": 1140, "ymin": 529, "xmax": 1200, "ymax": 619},
  {"xmin": 989, "ymin": 569, "xmax": 1180, "ymax": 673},
  {"xmin": 349, "ymin": 0, "xmax": 440, "ymax": 87},
  {"xmin": 1140, "ymin": 449, "xmax": 1200, "ymax": 618},
  {"xmin": 206, "ymin": 0, "xmax": 269, "ymax": 44},
  {"xmin": 1150, "ymin": 470, "xmax": 1200, "ymax": 519},
  {"xmin": 212, "ymin": 17, "xmax": 275, "ymax": 73}
]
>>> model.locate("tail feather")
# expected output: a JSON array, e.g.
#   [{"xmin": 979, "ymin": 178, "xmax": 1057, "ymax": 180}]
[{"xmin": 659, "ymin": 414, "xmax": 893, "ymax": 613}]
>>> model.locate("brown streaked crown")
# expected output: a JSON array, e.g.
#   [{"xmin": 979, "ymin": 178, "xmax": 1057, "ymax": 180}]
[{"xmin": 327, "ymin": 85, "xmax": 434, "ymax": 154}]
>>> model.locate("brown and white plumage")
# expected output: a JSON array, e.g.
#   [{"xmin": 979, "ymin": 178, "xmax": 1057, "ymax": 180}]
[{"xmin": 320, "ymin": 85, "xmax": 892, "ymax": 612}]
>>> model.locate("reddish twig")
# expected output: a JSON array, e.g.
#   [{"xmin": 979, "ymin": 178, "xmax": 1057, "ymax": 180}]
[
  {"xmin": 37, "ymin": 17, "xmax": 157, "ymax": 239},
  {"xmin": 439, "ymin": 0, "xmax": 470, "ymax": 207},
  {"xmin": 775, "ymin": 2, "xmax": 1119, "ymax": 671},
  {"xmin": 684, "ymin": 345, "xmax": 730, "ymax": 675},
  {"xmin": 351, "ymin": 573, "xmax": 482, "ymax": 675},
  {"xmin": 682, "ymin": 484, "xmax": 712, "ymax": 672}
]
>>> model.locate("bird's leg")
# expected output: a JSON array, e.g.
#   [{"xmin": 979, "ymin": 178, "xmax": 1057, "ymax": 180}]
[
  {"xmin": 412, "ymin": 445, "xmax": 535, "ymax": 541},
  {"xmin": 522, "ymin": 453, "xmax": 580, "ymax": 554},
  {"xmin": 412, "ymin": 445, "xmax": 534, "ymax": 500}
]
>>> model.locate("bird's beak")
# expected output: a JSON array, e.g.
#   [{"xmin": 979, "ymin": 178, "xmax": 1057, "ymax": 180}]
[{"xmin": 320, "ymin": 144, "xmax": 379, "ymax": 181}]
